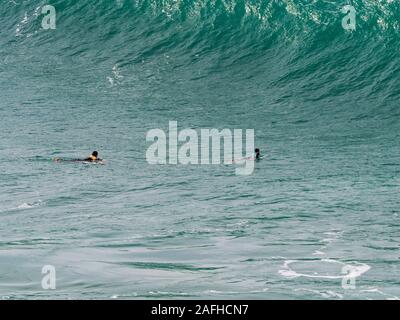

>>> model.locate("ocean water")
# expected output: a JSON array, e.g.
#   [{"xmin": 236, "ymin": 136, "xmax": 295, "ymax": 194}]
[{"xmin": 0, "ymin": 0, "xmax": 399, "ymax": 300}]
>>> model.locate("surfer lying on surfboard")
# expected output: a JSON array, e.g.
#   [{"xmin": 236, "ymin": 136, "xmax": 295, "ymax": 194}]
[{"xmin": 54, "ymin": 151, "xmax": 105, "ymax": 164}]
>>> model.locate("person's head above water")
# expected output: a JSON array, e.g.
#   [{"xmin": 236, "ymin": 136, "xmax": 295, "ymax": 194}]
[
  {"xmin": 255, "ymin": 148, "xmax": 260, "ymax": 159},
  {"xmin": 87, "ymin": 151, "xmax": 99, "ymax": 161}
]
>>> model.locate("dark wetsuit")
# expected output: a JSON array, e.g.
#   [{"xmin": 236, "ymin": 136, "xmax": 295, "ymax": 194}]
[{"xmin": 67, "ymin": 157, "xmax": 102, "ymax": 162}]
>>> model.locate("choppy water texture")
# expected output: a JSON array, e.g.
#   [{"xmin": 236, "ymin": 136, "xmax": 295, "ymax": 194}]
[{"xmin": 0, "ymin": 0, "xmax": 399, "ymax": 300}]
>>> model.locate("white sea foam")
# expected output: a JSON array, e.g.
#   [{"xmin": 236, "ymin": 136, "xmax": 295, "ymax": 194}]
[
  {"xmin": 204, "ymin": 288, "xmax": 269, "ymax": 295},
  {"xmin": 149, "ymin": 291, "xmax": 189, "ymax": 296},
  {"xmin": 279, "ymin": 259, "xmax": 371, "ymax": 279},
  {"xmin": 107, "ymin": 65, "xmax": 124, "ymax": 87},
  {"xmin": 360, "ymin": 288, "xmax": 400, "ymax": 300},
  {"xmin": 15, "ymin": 12, "xmax": 28, "ymax": 36}
]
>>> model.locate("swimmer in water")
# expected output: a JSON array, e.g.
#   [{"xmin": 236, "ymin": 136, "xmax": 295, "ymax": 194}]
[
  {"xmin": 54, "ymin": 151, "xmax": 103, "ymax": 163},
  {"xmin": 255, "ymin": 148, "xmax": 261, "ymax": 160}
]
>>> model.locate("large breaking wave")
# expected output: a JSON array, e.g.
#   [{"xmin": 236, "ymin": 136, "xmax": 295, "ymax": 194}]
[{"xmin": 1, "ymin": 0, "xmax": 399, "ymax": 135}]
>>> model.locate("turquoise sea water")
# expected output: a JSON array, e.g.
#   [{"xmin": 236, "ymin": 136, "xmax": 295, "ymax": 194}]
[{"xmin": 0, "ymin": 0, "xmax": 399, "ymax": 299}]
